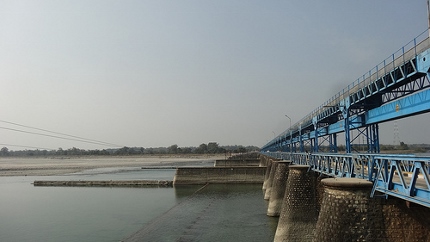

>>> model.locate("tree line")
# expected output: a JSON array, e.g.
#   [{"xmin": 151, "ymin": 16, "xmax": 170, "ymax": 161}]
[{"xmin": 0, "ymin": 142, "xmax": 260, "ymax": 157}]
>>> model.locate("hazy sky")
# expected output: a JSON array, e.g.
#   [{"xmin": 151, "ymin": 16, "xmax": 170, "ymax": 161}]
[{"xmin": 1, "ymin": 1, "xmax": 429, "ymax": 150}]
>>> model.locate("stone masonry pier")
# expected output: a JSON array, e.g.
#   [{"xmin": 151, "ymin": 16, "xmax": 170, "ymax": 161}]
[{"xmin": 260, "ymin": 154, "xmax": 430, "ymax": 241}]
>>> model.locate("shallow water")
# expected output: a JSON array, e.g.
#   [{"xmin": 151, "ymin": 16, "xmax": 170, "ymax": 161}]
[
  {"xmin": 0, "ymin": 168, "xmax": 277, "ymax": 242},
  {"xmin": 125, "ymin": 184, "xmax": 278, "ymax": 242}
]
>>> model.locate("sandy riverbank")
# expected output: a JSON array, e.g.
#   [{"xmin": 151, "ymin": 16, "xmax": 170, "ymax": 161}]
[{"xmin": 0, "ymin": 155, "xmax": 226, "ymax": 176}]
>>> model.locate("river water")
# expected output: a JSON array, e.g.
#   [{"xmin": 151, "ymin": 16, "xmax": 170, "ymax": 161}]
[{"xmin": 0, "ymin": 167, "xmax": 277, "ymax": 242}]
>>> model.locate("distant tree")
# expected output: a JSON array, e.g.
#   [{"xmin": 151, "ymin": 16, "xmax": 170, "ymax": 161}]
[
  {"xmin": 181, "ymin": 147, "xmax": 192, "ymax": 154},
  {"xmin": 237, "ymin": 146, "xmax": 247, "ymax": 153},
  {"xmin": 400, "ymin": 142, "xmax": 409, "ymax": 150},
  {"xmin": 145, "ymin": 148, "xmax": 154, "ymax": 154},
  {"xmin": 0, "ymin": 147, "xmax": 9, "ymax": 156},
  {"xmin": 194, "ymin": 143, "xmax": 208, "ymax": 154},
  {"xmin": 57, "ymin": 148, "xmax": 64, "ymax": 156},
  {"xmin": 68, "ymin": 147, "xmax": 82, "ymax": 156},
  {"xmin": 100, "ymin": 149, "xmax": 111, "ymax": 155},
  {"xmin": 168, "ymin": 144, "xmax": 178, "ymax": 154},
  {"xmin": 207, "ymin": 142, "xmax": 219, "ymax": 153},
  {"xmin": 115, "ymin": 146, "xmax": 130, "ymax": 155}
]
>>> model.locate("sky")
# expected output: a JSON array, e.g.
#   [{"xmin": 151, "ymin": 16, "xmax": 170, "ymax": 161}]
[{"xmin": 1, "ymin": 0, "xmax": 429, "ymax": 150}]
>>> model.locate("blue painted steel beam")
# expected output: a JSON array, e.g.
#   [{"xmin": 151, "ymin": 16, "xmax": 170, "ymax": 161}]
[
  {"xmin": 262, "ymin": 88, "xmax": 430, "ymax": 153},
  {"xmin": 366, "ymin": 88, "xmax": 430, "ymax": 124}
]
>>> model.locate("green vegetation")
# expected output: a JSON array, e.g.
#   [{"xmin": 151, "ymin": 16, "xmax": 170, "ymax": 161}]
[{"xmin": 0, "ymin": 142, "xmax": 260, "ymax": 157}]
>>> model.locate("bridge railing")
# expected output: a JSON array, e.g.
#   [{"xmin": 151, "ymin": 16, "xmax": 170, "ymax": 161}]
[{"xmin": 262, "ymin": 151, "xmax": 430, "ymax": 208}]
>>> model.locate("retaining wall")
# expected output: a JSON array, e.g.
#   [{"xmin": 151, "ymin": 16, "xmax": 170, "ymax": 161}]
[
  {"xmin": 214, "ymin": 159, "xmax": 260, "ymax": 167},
  {"xmin": 33, "ymin": 180, "xmax": 173, "ymax": 187},
  {"xmin": 173, "ymin": 167, "xmax": 266, "ymax": 185}
]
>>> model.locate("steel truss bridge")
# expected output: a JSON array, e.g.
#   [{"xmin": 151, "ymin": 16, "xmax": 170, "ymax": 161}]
[{"xmin": 261, "ymin": 30, "xmax": 430, "ymax": 208}]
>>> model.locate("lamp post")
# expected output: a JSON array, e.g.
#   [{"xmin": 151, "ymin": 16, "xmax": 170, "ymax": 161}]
[{"xmin": 285, "ymin": 114, "xmax": 292, "ymax": 159}]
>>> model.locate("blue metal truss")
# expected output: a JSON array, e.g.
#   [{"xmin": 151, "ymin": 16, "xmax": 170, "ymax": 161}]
[
  {"xmin": 261, "ymin": 30, "xmax": 430, "ymax": 206},
  {"xmin": 262, "ymin": 30, "xmax": 430, "ymax": 154}
]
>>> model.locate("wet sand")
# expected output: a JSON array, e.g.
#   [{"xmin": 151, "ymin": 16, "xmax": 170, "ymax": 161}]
[{"xmin": 0, "ymin": 155, "xmax": 225, "ymax": 176}]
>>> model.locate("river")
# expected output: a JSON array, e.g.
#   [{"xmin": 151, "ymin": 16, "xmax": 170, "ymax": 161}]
[{"xmin": 0, "ymin": 166, "xmax": 277, "ymax": 242}]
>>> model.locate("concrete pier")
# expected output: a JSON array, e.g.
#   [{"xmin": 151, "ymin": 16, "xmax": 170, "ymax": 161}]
[
  {"xmin": 267, "ymin": 160, "xmax": 291, "ymax": 216},
  {"xmin": 314, "ymin": 178, "xmax": 382, "ymax": 242},
  {"xmin": 274, "ymin": 165, "xmax": 317, "ymax": 242},
  {"xmin": 262, "ymin": 159, "xmax": 273, "ymax": 190},
  {"xmin": 259, "ymin": 155, "xmax": 269, "ymax": 167},
  {"xmin": 264, "ymin": 161, "xmax": 278, "ymax": 200}
]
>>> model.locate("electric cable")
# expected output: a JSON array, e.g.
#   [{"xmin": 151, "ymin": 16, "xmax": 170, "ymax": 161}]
[
  {"xmin": 0, "ymin": 120, "xmax": 123, "ymax": 147},
  {"xmin": 0, "ymin": 126, "xmax": 122, "ymax": 147},
  {"xmin": 0, "ymin": 143, "xmax": 55, "ymax": 151}
]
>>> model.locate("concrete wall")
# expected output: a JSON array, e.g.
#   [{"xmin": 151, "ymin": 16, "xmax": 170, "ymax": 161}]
[
  {"xmin": 173, "ymin": 167, "xmax": 266, "ymax": 185},
  {"xmin": 33, "ymin": 180, "xmax": 173, "ymax": 187},
  {"xmin": 214, "ymin": 159, "xmax": 260, "ymax": 167}
]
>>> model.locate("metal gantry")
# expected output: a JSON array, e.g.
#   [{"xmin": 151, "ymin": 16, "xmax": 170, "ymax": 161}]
[{"xmin": 261, "ymin": 29, "xmax": 430, "ymax": 208}]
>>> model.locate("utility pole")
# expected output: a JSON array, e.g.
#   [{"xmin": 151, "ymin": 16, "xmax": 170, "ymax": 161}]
[
  {"xmin": 428, "ymin": 0, "xmax": 430, "ymax": 37},
  {"xmin": 285, "ymin": 114, "xmax": 292, "ymax": 159},
  {"xmin": 393, "ymin": 121, "xmax": 400, "ymax": 147}
]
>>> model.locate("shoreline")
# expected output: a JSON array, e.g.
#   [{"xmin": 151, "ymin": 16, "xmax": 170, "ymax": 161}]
[{"xmin": 0, "ymin": 155, "xmax": 225, "ymax": 177}]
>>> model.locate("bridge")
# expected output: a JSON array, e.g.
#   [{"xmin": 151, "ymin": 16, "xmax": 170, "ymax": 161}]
[{"xmin": 261, "ymin": 29, "xmax": 430, "ymax": 209}]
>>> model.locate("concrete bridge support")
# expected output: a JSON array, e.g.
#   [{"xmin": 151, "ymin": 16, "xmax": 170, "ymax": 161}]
[
  {"xmin": 267, "ymin": 160, "xmax": 291, "ymax": 217},
  {"xmin": 274, "ymin": 165, "xmax": 318, "ymax": 242},
  {"xmin": 264, "ymin": 161, "xmax": 278, "ymax": 200},
  {"xmin": 262, "ymin": 159, "xmax": 277, "ymax": 191},
  {"xmin": 262, "ymin": 159, "xmax": 271, "ymax": 190},
  {"xmin": 259, "ymin": 155, "xmax": 269, "ymax": 167}
]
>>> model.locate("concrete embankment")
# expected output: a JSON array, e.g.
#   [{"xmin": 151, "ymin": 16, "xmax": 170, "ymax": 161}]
[
  {"xmin": 33, "ymin": 180, "xmax": 173, "ymax": 187},
  {"xmin": 214, "ymin": 159, "xmax": 260, "ymax": 167},
  {"xmin": 173, "ymin": 167, "xmax": 266, "ymax": 185}
]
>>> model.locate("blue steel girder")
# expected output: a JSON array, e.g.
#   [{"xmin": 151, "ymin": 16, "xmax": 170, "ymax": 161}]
[{"xmin": 366, "ymin": 87, "xmax": 430, "ymax": 124}]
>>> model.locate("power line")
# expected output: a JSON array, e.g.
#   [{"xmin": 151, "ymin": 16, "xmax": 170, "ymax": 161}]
[
  {"xmin": 0, "ymin": 126, "xmax": 116, "ymax": 146},
  {"xmin": 0, "ymin": 120, "xmax": 122, "ymax": 147},
  {"xmin": 0, "ymin": 143, "xmax": 55, "ymax": 151},
  {"xmin": 0, "ymin": 126, "xmax": 122, "ymax": 148}
]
